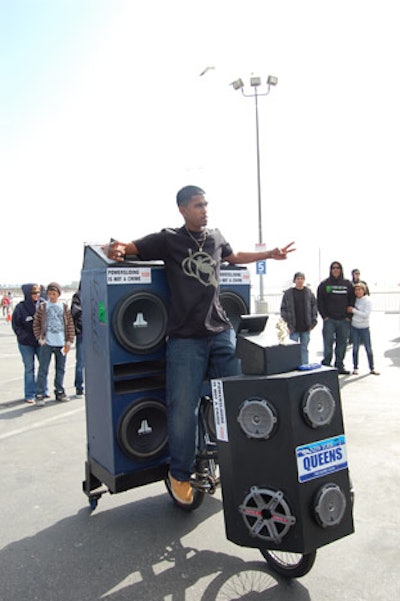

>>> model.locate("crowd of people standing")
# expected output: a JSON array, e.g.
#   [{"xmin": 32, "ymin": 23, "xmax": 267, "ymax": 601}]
[
  {"xmin": 280, "ymin": 263, "xmax": 379, "ymax": 375},
  {"xmin": 5, "ymin": 281, "xmax": 84, "ymax": 406}
]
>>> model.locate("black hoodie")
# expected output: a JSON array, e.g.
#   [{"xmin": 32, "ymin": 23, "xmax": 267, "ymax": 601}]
[
  {"xmin": 11, "ymin": 284, "xmax": 45, "ymax": 346},
  {"xmin": 317, "ymin": 262, "xmax": 355, "ymax": 320}
]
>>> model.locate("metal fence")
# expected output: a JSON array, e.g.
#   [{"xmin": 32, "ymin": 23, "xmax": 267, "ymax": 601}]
[{"xmin": 256, "ymin": 290, "xmax": 400, "ymax": 315}]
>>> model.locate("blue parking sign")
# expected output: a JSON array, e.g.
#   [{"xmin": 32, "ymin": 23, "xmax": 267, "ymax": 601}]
[{"xmin": 256, "ymin": 260, "xmax": 266, "ymax": 275}]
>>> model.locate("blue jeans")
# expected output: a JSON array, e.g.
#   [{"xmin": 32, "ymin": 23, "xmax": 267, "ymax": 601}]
[
  {"xmin": 166, "ymin": 328, "xmax": 241, "ymax": 481},
  {"xmin": 18, "ymin": 343, "xmax": 40, "ymax": 400},
  {"xmin": 352, "ymin": 326, "xmax": 374, "ymax": 370},
  {"xmin": 74, "ymin": 334, "xmax": 84, "ymax": 393},
  {"xmin": 36, "ymin": 344, "xmax": 66, "ymax": 396},
  {"xmin": 322, "ymin": 318, "xmax": 350, "ymax": 369},
  {"xmin": 289, "ymin": 331, "xmax": 310, "ymax": 365}
]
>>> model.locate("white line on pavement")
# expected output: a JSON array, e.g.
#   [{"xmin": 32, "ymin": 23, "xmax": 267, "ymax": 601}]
[{"xmin": 0, "ymin": 406, "xmax": 85, "ymax": 441}]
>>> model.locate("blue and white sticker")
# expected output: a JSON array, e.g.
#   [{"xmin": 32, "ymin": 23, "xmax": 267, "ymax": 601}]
[
  {"xmin": 219, "ymin": 269, "xmax": 250, "ymax": 285},
  {"xmin": 107, "ymin": 267, "xmax": 152, "ymax": 284},
  {"xmin": 296, "ymin": 435, "xmax": 348, "ymax": 483},
  {"xmin": 211, "ymin": 379, "xmax": 229, "ymax": 442}
]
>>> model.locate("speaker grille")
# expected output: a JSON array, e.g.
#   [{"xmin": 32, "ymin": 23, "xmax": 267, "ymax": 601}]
[
  {"xmin": 118, "ymin": 398, "xmax": 168, "ymax": 459},
  {"xmin": 237, "ymin": 398, "xmax": 277, "ymax": 439},
  {"xmin": 113, "ymin": 291, "xmax": 168, "ymax": 353},
  {"xmin": 302, "ymin": 384, "xmax": 336, "ymax": 428},
  {"xmin": 314, "ymin": 483, "xmax": 347, "ymax": 527},
  {"xmin": 239, "ymin": 487, "xmax": 296, "ymax": 543}
]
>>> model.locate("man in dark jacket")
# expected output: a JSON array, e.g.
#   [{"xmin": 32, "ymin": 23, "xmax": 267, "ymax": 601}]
[
  {"xmin": 280, "ymin": 271, "xmax": 318, "ymax": 365},
  {"xmin": 12, "ymin": 283, "xmax": 45, "ymax": 403},
  {"xmin": 317, "ymin": 261, "xmax": 355, "ymax": 374}
]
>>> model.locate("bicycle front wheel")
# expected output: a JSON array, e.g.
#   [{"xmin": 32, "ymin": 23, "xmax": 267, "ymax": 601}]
[{"xmin": 260, "ymin": 548, "xmax": 317, "ymax": 578}]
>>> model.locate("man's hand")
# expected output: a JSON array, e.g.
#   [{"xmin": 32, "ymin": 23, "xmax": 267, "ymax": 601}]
[
  {"xmin": 269, "ymin": 241, "xmax": 296, "ymax": 260},
  {"xmin": 102, "ymin": 240, "xmax": 127, "ymax": 262}
]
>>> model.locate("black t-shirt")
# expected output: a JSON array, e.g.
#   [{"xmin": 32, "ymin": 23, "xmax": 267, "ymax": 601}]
[
  {"xmin": 134, "ymin": 227, "xmax": 234, "ymax": 338},
  {"xmin": 292, "ymin": 287, "xmax": 308, "ymax": 332}
]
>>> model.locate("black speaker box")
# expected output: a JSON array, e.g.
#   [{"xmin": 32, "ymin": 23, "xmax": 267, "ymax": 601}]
[
  {"xmin": 211, "ymin": 367, "xmax": 354, "ymax": 554},
  {"xmin": 236, "ymin": 332, "xmax": 301, "ymax": 375}
]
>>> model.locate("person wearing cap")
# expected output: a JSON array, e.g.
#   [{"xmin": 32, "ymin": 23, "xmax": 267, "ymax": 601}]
[
  {"xmin": 104, "ymin": 185, "xmax": 295, "ymax": 507},
  {"xmin": 347, "ymin": 282, "xmax": 379, "ymax": 375},
  {"xmin": 280, "ymin": 272, "xmax": 318, "ymax": 365},
  {"xmin": 317, "ymin": 261, "xmax": 355, "ymax": 375},
  {"xmin": 11, "ymin": 283, "xmax": 46, "ymax": 404},
  {"xmin": 33, "ymin": 282, "xmax": 75, "ymax": 405}
]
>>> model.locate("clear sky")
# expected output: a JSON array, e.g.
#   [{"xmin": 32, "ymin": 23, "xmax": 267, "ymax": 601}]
[{"xmin": 1, "ymin": 0, "xmax": 399, "ymax": 291}]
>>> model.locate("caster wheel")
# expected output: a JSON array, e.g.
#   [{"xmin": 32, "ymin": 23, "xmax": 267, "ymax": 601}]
[{"xmin": 89, "ymin": 497, "xmax": 98, "ymax": 511}]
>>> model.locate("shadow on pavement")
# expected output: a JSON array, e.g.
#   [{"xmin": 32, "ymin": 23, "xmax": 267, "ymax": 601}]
[
  {"xmin": 0, "ymin": 492, "xmax": 310, "ymax": 601},
  {"xmin": 384, "ymin": 339, "xmax": 400, "ymax": 368},
  {"xmin": 0, "ymin": 396, "xmax": 82, "ymax": 421}
]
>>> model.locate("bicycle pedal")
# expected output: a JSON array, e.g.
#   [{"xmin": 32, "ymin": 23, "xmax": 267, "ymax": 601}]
[
  {"xmin": 197, "ymin": 449, "xmax": 218, "ymax": 460},
  {"xmin": 190, "ymin": 473, "xmax": 219, "ymax": 494},
  {"xmin": 191, "ymin": 480, "xmax": 215, "ymax": 494}
]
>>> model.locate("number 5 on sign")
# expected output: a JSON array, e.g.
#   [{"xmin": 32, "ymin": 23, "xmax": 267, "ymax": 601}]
[{"xmin": 256, "ymin": 260, "xmax": 266, "ymax": 275}]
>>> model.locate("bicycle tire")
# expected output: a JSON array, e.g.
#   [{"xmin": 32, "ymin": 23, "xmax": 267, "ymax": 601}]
[{"xmin": 260, "ymin": 548, "xmax": 317, "ymax": 578}]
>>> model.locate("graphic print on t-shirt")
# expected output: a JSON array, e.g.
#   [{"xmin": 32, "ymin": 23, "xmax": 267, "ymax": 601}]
[{"xmin": 182, "ymin": 249, "xmax": 218, "ymax": 288}]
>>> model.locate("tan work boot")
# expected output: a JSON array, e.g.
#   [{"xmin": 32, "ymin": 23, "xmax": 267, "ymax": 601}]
[{"xmin": 168, "ymin": 472, "xmax": 193, "ymax": 505}]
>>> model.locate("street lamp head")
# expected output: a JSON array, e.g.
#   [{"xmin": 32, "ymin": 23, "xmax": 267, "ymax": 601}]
[
  {"xmin": 230, "ymin": 78, "xmax": 244, "ymax": 91},
  {"xmin": 267, "ymin": 75, "xmax": 278, "ymax": 86},
  {"xmin": 250, "ymin": 76, "xmax": 262, "ymax": 87}
]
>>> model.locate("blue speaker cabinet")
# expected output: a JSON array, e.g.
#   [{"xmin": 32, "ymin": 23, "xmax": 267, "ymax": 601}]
[
  {"xmin": 81, "ymin": 247, "xmax": 252, "ymax": 501},
  {"xmin": 81, "ymin": 245, "xmax": 170, "ymax": 496},
  {"xmin": 220, "ymin": 265, "xmax": 251, "ymax": 331}
]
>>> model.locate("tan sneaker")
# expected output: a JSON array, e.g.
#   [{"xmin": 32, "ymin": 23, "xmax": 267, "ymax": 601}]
[{"xmin": 168, "ymin": 472, "xmax": 193, "ymax": 505}]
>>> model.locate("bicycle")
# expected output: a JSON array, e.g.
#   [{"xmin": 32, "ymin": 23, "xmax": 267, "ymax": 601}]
[{"xmin": 164, "ymin": 393, "xmax": 318, "ymax": 579}]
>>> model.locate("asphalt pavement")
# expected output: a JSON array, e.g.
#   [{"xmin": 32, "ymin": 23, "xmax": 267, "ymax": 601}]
[{"xmin": 0, "ymin": 312, "xmax": 399, "ymax": 601}]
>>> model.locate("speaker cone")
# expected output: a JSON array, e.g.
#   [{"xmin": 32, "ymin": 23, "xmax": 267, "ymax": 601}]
[
  {"xmin": 314, "ymin": 482, "xmax": 347, "ymax": 527},
  {"xmin": 113, "ymin": 291, "xmax": 168, "ymax": 353},
  {"xmin": 118, "ymin": 398, "xmax": 168, "ymax": 459},
  {"xmin": 219, "ymin": 291, "xmax": 249, "ymax": 332},
  {"xmin": 302, "ymin": 384, "xmax": 336, "ymax": 428},
  {"xmin": 237, "ymin": 398, "xmax": 278, "ymax": 439},
  {"xmin": 239, "ymin": 487, "xmax": 296, "ymax": 543}
]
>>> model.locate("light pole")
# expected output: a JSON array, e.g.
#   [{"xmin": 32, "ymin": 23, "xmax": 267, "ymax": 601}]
[{"xmin": 231, "ymin": 75, "xmax": 278, "ymax": 311}]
